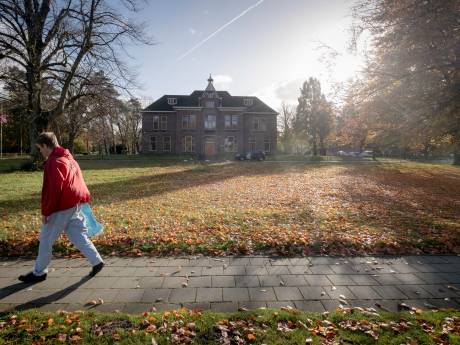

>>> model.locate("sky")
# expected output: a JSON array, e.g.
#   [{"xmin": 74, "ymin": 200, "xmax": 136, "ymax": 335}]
[{"xmin": 123, "ymin": 0, "xmax": 367, "ymax": 110}]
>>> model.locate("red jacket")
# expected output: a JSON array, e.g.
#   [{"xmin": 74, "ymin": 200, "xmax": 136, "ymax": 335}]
[{"xmin": 41, "ymin": 146, "xmax": 90, "ymax": 216}]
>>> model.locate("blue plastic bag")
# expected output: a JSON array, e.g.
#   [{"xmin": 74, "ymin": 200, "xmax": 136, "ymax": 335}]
[{"xmin": 80, "ymin": 203, "xmax": 104, "ymax": 237}]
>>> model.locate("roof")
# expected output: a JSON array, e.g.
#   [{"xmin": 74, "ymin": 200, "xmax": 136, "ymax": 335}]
[{"xmin": 143, "ymin": 91, "xmax": 277, "ymax": 114}]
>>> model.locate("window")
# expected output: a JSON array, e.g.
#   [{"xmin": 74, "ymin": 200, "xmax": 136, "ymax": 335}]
[
  {"xmin": 167, "ymin": 98, "xmax": 177, "ymax": 105},
  {"xmin": 184, "ymin": 136, "xmax": 195, "ymax": 153},
  {"xmin": 253, "ymin": 119, "xmax": 260, "ymax": 130},
  {"xmin": 264, "ymin": 139, "xmax": 270, "ymax": 152},
  {"xmin": 224, "ymin": 136, "xmax": 237, "ymax": 152},
  {"xmin": 150, "ymin": 136, "xmax": 157, "ymax": 151},
  {"xmin": 204, "ymin": 114, "xmax": 216, "ymax": 130},
  {"xmin": 244, "ymin": 98, "xmax": 253, "ymax": 106},
  {"xmin": 225, "ymin": 115, "xmax": 239, "ymax": 129},
  {"xmin": 249, "ymin": 138, "xmax": 256, "ymax": 151},
  {"xmin": 182, "ymin": 114, "xmax": 196, "ymax": 129},
  {"xmin": 153, "ymin": 115, "xmax": 160, "ymax": 130},
  {"xmin": 161, "ymin": 116, "xmax": 167, "ymax": 130},
  {"xmin": 253, "ymin": 118, "xmax": 266, "ymax": 131},
  {"xmin": 163, "ymin": 136, "xmax": 171, "ymax": 152},
  {"xmin": 232, "ymin": 115, "xmax": 239, "ymax": 129},
  {"xmin": 205, "ymin": 100, "xmax": 215, "ymax": 108}
]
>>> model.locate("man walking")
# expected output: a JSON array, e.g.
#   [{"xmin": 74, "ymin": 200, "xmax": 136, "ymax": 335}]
[{"xmin": 19, "ymin": 132, "xmax": 104, "ymax": 283}]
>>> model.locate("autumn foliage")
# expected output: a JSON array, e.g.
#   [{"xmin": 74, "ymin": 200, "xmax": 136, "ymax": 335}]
[{"xmin": 0, "ymin": 161, "xmax": 459, "ymax": 257}]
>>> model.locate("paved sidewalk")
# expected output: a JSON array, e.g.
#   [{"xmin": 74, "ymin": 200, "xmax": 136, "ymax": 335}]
[{"xmin": 1, "ymin": 255, "xmax": 459, "ymax": 314}]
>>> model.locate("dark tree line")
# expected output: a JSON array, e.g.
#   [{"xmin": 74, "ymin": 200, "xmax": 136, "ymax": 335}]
[{"xmin": 0, "ymin": 0, "xmax": 150, "ymax": 164}]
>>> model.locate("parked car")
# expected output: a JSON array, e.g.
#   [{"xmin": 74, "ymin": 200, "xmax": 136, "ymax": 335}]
[
  {"xmin": 235, "ymin": 150, "xmax": 266, "ymax": 161},
  {"xmin": 359, "ymin": 150, "xmax": 374, "ymax": 157},
  {"xmin": 235, "ymin": 153, "xmax": 246, "ymax": 161},
  {"xmin": 337, "ymin": 150, "xmax": 349, "ymax": 156}
]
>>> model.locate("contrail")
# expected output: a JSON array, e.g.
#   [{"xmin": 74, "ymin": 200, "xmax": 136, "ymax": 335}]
[{"xmin": 177, "ymin": 0, "xmax": 264, "ymax": 61}]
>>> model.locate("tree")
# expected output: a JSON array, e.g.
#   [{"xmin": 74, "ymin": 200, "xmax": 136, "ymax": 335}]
[
  {"xmin": 337, "ymin": 82, "xmax": 371, "ymax": 152},
  {"xmin": 295, "ymin": 77, "xmax": 334, "ymax": 155},
  {"xmin": 278, "ymin": 102, "xmax": 295, "ymax": 154},
  {"xmin": 125, "ymin": 98, "xmax": 142, "ymax": 154},
  {"xmin": 0, "ymin": 0, "xmax": 150, "ymax": 165},
  {"xmin": 59, "ymin": 72, "xmax": 119, "ymax": 153},
  {"xmin": 351, "ymin": 0, "xmax": 460, "ymax": 164},
  {"xmin": 316, "ymin": 97, "xmax": 334, "ymax": 155}
]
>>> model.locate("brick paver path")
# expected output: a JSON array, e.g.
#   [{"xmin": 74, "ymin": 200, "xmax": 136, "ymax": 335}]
[{"xmin": 1, "ymin": 256, "xmax": 459, "ymax": 314}]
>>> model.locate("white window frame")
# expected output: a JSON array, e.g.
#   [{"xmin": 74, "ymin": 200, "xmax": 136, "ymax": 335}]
[
  {"xmin": 160, "ymin": 115, "xmax": 167, "ymax": 130},
  {"xmin": 225, "ymin": 115, "xmax": 239, "ymax": 129},
  {"xmin": 204, "ymin": 114, "xmax": 216, "ymax": 130},
  {"xmin": 244, "ymin": 98, "xmax": 254, "ymax": 106},
  {"xmin": 163, "ymin": 136, "xmax": 171, "ymax": 152},
  {"xmin": 184, "ymin": 135, "xmax": 195, "ymax": 153},
  {"xmin": 153, "ymin": 115, "xmax": 160, "ymax": 130},
  {"xmin": 224, "ymin": 136, "xmax": 237, "ymax": 152},
  {"xmin": 167, "ymin": 97, "xmax": 177, "ymax": 105},
  {"xmin": 150, "ymin": 136, "xmax": 157, "ymax": 151},
  {"xmin": 182, "ymin": 114, "xmax": 196, "ymax": 129}
]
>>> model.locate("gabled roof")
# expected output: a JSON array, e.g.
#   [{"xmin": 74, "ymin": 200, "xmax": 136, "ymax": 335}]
[{"xmin": 143, "ymin": 91, "xmax": 277, "ymax": 114}]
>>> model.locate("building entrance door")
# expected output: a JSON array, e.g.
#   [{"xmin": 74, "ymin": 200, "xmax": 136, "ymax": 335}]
[{"xmin": 204, "ymin": 138, "xmax": 217, "ymax": 156}]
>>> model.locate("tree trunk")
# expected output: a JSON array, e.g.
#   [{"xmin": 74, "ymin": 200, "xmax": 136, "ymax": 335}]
[
  {"xmin": 454, "ymin": 137, "xmax": 460, "ymax": 165},
  {"xmin": 319, "ymin": 136, "xmax": 326, "ymax": 155},
  {"xmin": 28, "ymin": 113, "xmax": 48, "ymax": 169},
  {"xmin": 311, "ymin": 134, "xmax": 318, "ymax": 156},
  {"xmin": 454, "ymin": 152, "xmax": 460, "ymax": 165},
  {"xmin": 68, "ymin": 131, "xmax": 76, "ymax": 153}
]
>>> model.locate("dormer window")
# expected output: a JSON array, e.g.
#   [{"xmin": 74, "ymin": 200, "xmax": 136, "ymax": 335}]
[
  {"xmin": 244, "ymin": 98, "xmax": 253, "ymax": 107},
  {"xmin": 167, "ymin": 98, "xmax": 177, "ymax": 105}
]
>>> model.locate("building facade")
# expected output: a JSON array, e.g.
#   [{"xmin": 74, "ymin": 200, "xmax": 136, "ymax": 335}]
[{"xmin": 141, "ymin": 76, "xmax": 278, "ymax": 157}]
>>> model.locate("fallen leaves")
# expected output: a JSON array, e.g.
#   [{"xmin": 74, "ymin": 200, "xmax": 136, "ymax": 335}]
[
  {"xmin": 215, "ymin": 319, "xmax": 261, "ymax": 344},
  {"xmin": 86, "ymin": 298, "xmax": 104, "ymax": 306},
  {"xmin": 2, "ymin": 307, "xmax": 460, "ymax": 344},
  {"xmin": 1, "ymin": 162, "xmax": 460, "ymax": 257},
  {"xmin": 91, "ymin": 319, "xmax": 134, "ymax": 337}
]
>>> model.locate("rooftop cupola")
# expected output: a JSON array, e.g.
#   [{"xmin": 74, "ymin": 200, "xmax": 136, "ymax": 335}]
[{"xmin": 203, "ymin": 74, "xmax": 218, "ymax": 98}]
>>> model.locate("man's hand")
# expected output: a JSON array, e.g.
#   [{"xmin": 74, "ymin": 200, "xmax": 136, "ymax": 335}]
[{"xmin": 42, "ymin": 216, "xmax": 48, "ymax": 225}]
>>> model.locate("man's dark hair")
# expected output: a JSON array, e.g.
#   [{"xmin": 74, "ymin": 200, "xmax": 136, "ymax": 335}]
[{"xmin": 36, "ymin": 132, "xmax": 59, "ymax": 148}]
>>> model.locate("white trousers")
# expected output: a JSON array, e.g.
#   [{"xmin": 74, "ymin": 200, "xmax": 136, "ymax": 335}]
[{"xmin": 33, "ymin": 204, "xmax": 103, "ymax": 276}]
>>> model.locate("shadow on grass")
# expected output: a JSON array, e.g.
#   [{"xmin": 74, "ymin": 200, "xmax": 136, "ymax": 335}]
[
  {"xmin": 2, "ymin": 160, "xmax": 459, "ymax": 255},
  {"xmin": 322, "ymin": 164, "xmax": 460, "ymax": 253},
  {"xmin": 0, "ymin": 161, "xmax": 329, "ymax": 216}
]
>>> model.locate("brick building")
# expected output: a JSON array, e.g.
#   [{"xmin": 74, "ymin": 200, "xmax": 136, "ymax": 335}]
[{"xmin": 141, "ymin": 76, "xmax": 278, "ymax": 157}]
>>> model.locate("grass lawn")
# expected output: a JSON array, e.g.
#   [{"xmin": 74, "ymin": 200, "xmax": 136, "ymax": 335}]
[
  {"xmin": 0, "ymin": 308, "xmax": 459, "ymax": 344},
  {"xmin": 0, "ymin": 159, "xmax": 459, "ymax": 257}
]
